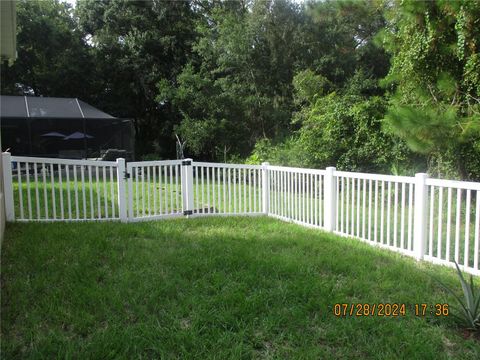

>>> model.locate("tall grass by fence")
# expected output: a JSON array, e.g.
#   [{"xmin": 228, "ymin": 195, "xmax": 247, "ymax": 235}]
[{"xmin": 2, "ymin": 152, "xmax": 479, "ymax": 276}]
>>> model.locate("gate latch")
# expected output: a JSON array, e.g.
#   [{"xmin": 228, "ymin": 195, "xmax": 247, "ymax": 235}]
[
  {"xmin": 182, "ymin": 160, "xmax": 191, "ymax": 166},
  {"xmin": 124, "ymin": 171, "xmax": 130, "ymax": 180}
]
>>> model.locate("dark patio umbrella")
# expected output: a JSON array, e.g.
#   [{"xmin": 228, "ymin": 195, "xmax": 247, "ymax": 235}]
[
  {"xmin": 41, "ymin": 132, "xmax": 66, "ymax": 138},
  {"xmin": 63, "ymin": 132, "xmax": 94, "ymax": 140}
]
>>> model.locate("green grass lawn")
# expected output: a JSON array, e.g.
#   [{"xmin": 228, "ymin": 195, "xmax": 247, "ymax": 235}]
[{"xmin": 1, "ymin": 216, "xmax": 479, "ymax": 359}]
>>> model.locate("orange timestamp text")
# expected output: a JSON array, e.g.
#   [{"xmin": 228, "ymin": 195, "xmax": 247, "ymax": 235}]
[{"xmin": 332, "ymin": 303, "xmax": 449, "ymax": 317}]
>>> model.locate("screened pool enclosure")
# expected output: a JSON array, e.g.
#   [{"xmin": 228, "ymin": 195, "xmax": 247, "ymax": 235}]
[{"xmin": 0, "ymin": 95, "xmax": 134, "ymax": 160}]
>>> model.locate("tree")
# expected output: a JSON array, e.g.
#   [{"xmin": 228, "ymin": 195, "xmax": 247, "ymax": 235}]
[
  {"xmin": 251, "ymin": 70, "xmax": 417, "ymax": 173},
  {"xmin": 0, "ymin": 0, "xmax": 95, "ymax": 99},
  {"xmin": 159, "ymin": 0, "xmax": 310, "ymax": 160},
  {"xmin": 76, "ymin": 0, "xmax": 198, "ymax": 157},
  {"xmin": 304, "ymin": 0, "xmax": 390, "ymax": 86},
  {"xmin": 379, "ymin": 0, "xmax": 480, "ymax": 179},
  {"xmin": 248, "ymin": 0, "xmax": 408, "ymax": 173}
]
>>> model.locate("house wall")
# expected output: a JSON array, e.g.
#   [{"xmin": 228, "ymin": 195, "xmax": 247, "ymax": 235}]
[
  {"xmin": 1, "ymin": 0, "xmax": 16, "ymax": 244},
  {"xmin": 0, "ymin": 0, "xmax": 17, "ymax": 61}
]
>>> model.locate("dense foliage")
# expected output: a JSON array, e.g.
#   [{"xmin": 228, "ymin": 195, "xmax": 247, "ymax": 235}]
[
  {"xmin": 0, "ymin": 0, "xmax": 96, "ymax": 99},
  {"xmin": 1, "ymin": 0, "xmax": 479, "ymax": 179},
  {"xmin": 379, "ymin": 0, "xmax": 480, "ymax": 179}
]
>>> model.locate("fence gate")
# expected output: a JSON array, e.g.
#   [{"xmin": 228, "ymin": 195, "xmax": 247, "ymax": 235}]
[{"xmin": 126, "ymin": 159, "xmax": 187, "ymax": 221}]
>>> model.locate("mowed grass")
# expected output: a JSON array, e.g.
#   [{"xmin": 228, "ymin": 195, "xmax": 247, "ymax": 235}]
[{"xmin": 1, "ymin": 216, "xmax": 480, "ymax": 359}]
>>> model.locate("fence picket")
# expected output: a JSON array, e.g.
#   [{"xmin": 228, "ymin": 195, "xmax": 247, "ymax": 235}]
[
  {"xmin": 34, "ymin": 163, "xmax": 40, "ymax": 218},
  {"xmin": 465, "ymin": 190, "xmax": 471, "ymax": 267},
  {"xmin": 455, "ymin": 189, "xmax": 462, "ymax": 263},
  {"xmin": 437, "ymin": 187, "xmax": 443, "ymax": 259},
  {"xmin": 59, "ymin": 165, "xmax": 64, "ymax": 220},
  {"xmin": 43, "ymin": 164, "xmax": 48, "ymax": 219},
  {"xmin": 109, "ymin": 166, "xmax": 115, "ymax": 218},
  {"xmin": 400, "ymin": 182, "xmax": 405, "ymax": 249},
  {"xmin": 26, "ymin": 162, "xmax": 32, "ymax": 220},
  {"xmin": 66, "ymin": 165, "xmax": 72, "ymax": 219},
  {"xmin": 96, "ymin": 166, "xmax": 101, "ymax": 219},
  {"xmin": 474, "ymin": 191, "xmax": 480, "ymax": 270},
  {"xmin": 17, "ymin": 162, "xmax": 24, "ymax": 219}
]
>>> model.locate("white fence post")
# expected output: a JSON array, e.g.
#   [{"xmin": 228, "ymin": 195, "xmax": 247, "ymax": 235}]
[
  {"xmin": 324, "ymin": 166, "xmax": 336, "ymax": 232},
  {"xmin": 262, "ymin": 162, "xmax": 270, "ymax": 214},
  {"xmin": 1, "ymin": 152, "xmax": 14, "ymax": 221},
  {"xmin": 116, "ymin": 158, "xmax": 128, "ymax": 223},
  {"xmin": 413, "ymin": 173, "xmax": 428, "ymax": 260},
  {"xmin": 126, "ymin": 163, "xmax": 133, "ymax": 220},
  {"xmin": 182, "ymin": 159, "xmax": 194, "ymax": 216}
]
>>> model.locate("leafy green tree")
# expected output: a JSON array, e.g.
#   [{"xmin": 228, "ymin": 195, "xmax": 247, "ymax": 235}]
[
  {"xmin": 296, "ymin": 91, "xmax": 413, "ymax": 172},
  {"xmin": 159, "ymin": 0, "xmax": 308, "ymax": 160},
  {"xmin": 248, "ymin": 0, "xmax": 405, "ymax": 173},
  {"xmin": 305, "ymin": 0, "xmax": 390, "ymax": 86},
  {"xmin": 251, "ymin": 70, "xmax": 417, "ymax": 173},
  {"xmin": 1, "ymin": 0, "xmax": 95, "ymax": 99},
  {"xmin": 76, "ymin": 0, "xmax": 198, "ymax": 157},
  {"xmin": 379, "ymin": 0, "xmax": 480, "ymax": 179}
]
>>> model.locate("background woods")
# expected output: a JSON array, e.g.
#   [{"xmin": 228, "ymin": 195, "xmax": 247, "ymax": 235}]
[{"xmin": 1, "ymin": 0, "xmax": 479, "ymax": 180}]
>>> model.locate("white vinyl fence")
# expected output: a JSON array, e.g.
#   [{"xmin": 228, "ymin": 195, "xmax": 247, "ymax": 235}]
[
  {"xmin": 2, "ymin": 152, "xmax": 479, "ymax": 276},
  {"xmin": 267, "ymin": 165, "xmax": 326, "ymax": 228},
  {"xmin": 2, "ymin": 154, "xmax": 124, "ymax": 222},
  {"xmin": 126, "ymin": 159, "xmax": 184, "ymax": 221},
  {"xmin": 333, "ymin": 172, "xmax": 416, "ymax": 257},
  {"xmin": 192, "ymin": 162, "xmax": 264, "ymax": 216}
]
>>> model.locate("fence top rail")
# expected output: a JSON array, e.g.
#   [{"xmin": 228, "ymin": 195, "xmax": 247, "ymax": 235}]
[
  {"xmin": 128, "ymin": 159, "xmax": 183, "ymax": 167},
  {"xmin": 334, "ymin": 170, "xmax": 415, "ymax": 184},
  {"xmin": 267, "ymin": 165, "xmax": 326, "ymax": 175},
  {"xmin": 10, "ymin": 155, "xmax": 118, "ymax": 167},
  {"xmin": 426, "ymin": 177, "xmax": 480, "ymax": 191},
  {"xmin": 193, "ymin": 161, "xmax": 262, "ymax": 170}
]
